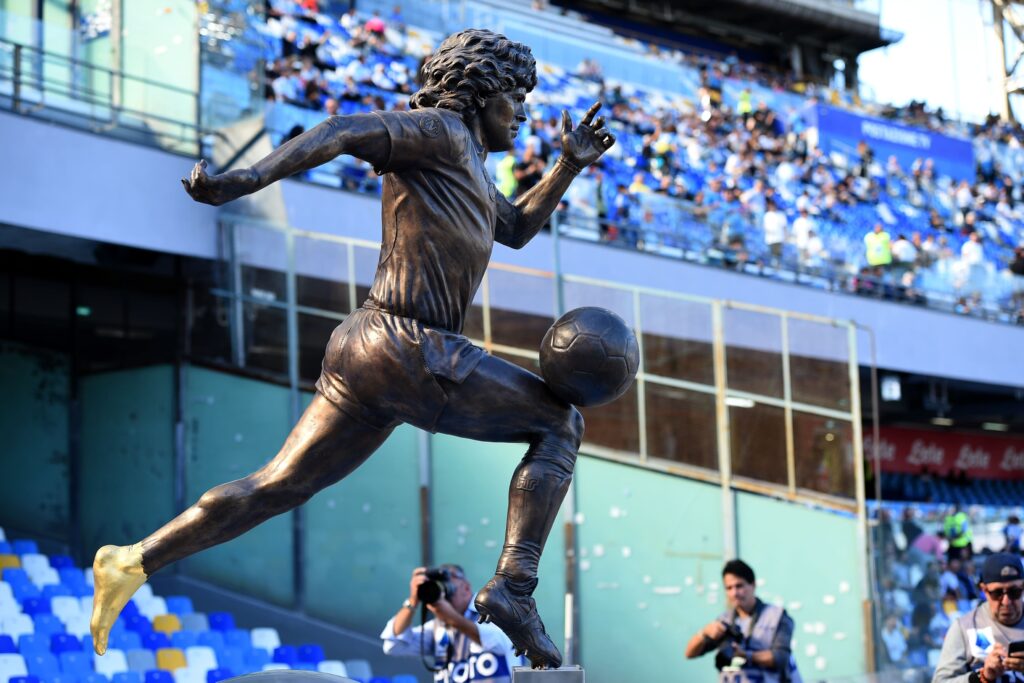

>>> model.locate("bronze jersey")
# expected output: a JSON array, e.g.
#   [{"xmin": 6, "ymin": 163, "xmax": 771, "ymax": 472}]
[{"xmin": 365, "ymin": 107, "xmax": 503, "ymax": 334}]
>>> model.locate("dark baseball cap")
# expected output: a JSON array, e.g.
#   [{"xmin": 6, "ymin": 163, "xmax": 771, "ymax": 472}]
[{"xmin": 980, "ymin": 553, "xmax": 1024, "ymax": 584}]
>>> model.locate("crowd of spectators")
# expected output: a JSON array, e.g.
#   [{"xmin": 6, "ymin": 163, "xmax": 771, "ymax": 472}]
[
  {"xmin": 246, "ymin": 1, "xmax": 1024, "ymax": 321},
  {"xmin": 873, "ymin": 504, "xmax": 1024, "ymax": 679}
]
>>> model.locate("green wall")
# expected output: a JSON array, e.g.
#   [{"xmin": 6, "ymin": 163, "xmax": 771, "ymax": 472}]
[
  {"xmin": 0, "ymin": 342, "xmax": 69, "ymax": 541},
  {"xmin": 79, "ymin": 365, "xmax": 176, "ymax": 554},
  {"xmin": 575, "ymin": 458, "xmax": 725, "ymax": 681},
  {"xmin": 736, "ymin": 491, "xmax": 866, "ymax": 680},
  {"xmin": 180, "ymin": 366, "xmax": 295, "ymax": 606}
]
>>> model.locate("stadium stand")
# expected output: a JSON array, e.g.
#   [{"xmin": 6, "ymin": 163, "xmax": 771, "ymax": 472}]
[
  {"xmin": 208, "ymin": 0, "xmax": 1024, "ymax": 324},
  {"xmin": 0, "ymin": 527, "xmax": 421, "ymax": 683}
]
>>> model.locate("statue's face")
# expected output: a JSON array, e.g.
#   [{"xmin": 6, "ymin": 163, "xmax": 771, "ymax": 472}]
[{"xmin": 480, "ymin": 87, "xmax": 528, "ymax": 152}]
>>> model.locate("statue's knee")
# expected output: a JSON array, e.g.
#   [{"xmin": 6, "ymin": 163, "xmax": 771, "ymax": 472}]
[{"xmin": 198, "ymin": 478, "xmax": 254, "ymax": 511}]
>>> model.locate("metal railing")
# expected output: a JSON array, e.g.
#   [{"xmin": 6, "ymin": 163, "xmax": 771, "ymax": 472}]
[{"xmin": 0, "ymin": 37, "xmax": 203, "ymax": 156}]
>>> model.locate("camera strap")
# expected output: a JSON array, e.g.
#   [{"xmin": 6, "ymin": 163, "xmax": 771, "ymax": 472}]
[{"xmin": 419, "ymin": 604, "xmax": 454, "ymax": 674}]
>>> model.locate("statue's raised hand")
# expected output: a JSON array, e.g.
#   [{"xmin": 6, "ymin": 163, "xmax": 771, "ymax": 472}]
[
  {"xmin": 560, "ymin": 102, "xmax": 616, "ymax": 169},
  {"xmin": 180, "ymin": 160, "xmax": 257, "ymax": 206}
]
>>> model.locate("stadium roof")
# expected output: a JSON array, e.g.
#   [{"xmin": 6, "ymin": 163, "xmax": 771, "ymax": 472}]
[{"xmin": 562, "ymin": 0, "xmax": 902, "ymax": 56}]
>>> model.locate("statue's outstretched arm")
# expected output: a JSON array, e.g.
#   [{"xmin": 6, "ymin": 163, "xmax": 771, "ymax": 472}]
[{"xmin": 181, "ymin": 113, "xmax": 390, "ymax": 206}]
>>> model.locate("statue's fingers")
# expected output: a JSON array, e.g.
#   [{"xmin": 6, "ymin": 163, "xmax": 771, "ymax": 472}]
[
  {"xmin": 594, "ymin": 127, "xmax": 611, "ymax": 139},
  {"xmin": 191, "ymin": 163, "xmax": 204, "ymax": 183},
  {"xmin": 181, "ymin": 178, "xmax": 193, "ymax": 196},
  {"xmin": 581, "ymin": 101, "xmax": 601, "ymax": 127},
  {"xmin": 593, "ymin": 116, "xmax": 606, "ymax": 130},
  {"xmin": 603, "ymin": 132, "xmax": 617, "ymax": 148},
  {"xmin": 561, "ymin": 109, "xmax": 572, "ymax": 135}
]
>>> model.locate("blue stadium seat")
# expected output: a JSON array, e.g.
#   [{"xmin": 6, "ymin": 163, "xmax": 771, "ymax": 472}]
[
  {"xmin": 205, "ymin": 669, "xmax": 233, "ymax": 683},
  {"xmin": 0, "ymin": 542, "xmax": 12, "ymax": 555},
  {"xmin": 32, "ymin": 615, "xmax": 65, "ymax": 638},
  {"xmin": 59, "ymin": 650, "xmax": 92, "ymax": 677},
  {"xmin": 111, "ymin": 673, "xmax": 142, "ymax": 683},
  {"xmin": 144, "ymin": 671, "xmax": 173, "ymax": 683},
  {"xmin": 4, "ymin": 569, "xmax": 32, "ymax": 586},
  {"xmin": 48, "ymin": 557, "xmax": 74, "ymax": 571},
  {"xmin": 9, "ymin": 677, "xmax": 40, "ymax": 683},
  {"xmin": 206, "ymin": 614, "xmax": 234, "ymax": 633},
  {"xmin": 10, "ymin": 583, "xmax": 41, "ymax": 602},
  {"xmin": 20, "ymin": 598, "xmax": 50, "ymax": 617},
  {"xmin": 163, "ymin": 598, "xmax": 192, "ymax": 617},
  {"xmin": 141, "ymin": 633, "xmax": 169, "ymax": 651},
  {"xmin": 292, "ymin": 662, "xmax": 316, "ymax": 672},
  {"xmin": 0, "ymin": 635, "xmax": 15, "ymax": 654},
  {"xmin": 50, "ymin": 633, "xmax": 82, "ymax": 654},
  {"xmin": 82, "ymin": 674, "xmax": 110, "ymax": 683},
  {"xmin": 16, "ymin": 635, "xmax": 50, "ymax": 657},
  {"xmin": 271, "ymin": 646, "xmax": 297, "ymax": 666},
  {"xmin": 12, "ymin": 542, "xmax": 38, "ymax": 556},
  {"xmin": 296, "ymin": 645, "xmax": 323, "ymax": 664},
  {"xmin": 214, "ymin": 649, "xmax": 245, "ymax": 676},
  {"xmin": 243, "ymin": 650, "xmax": 269, "ymax": 672},
  {"xmin": 169, "ymin": 632, "xmax": 198, "ymax": 650},
  {"xmin": 24, "ymin": 652, "xmax": 60, "ymax": 679},
  {"xmin": 391, "ymin": 676, "xmax": 418, "ymax": 683},
  {"xmin": 123, "ymin": 615, "xmax": 152, "ymax": 636},
  {"xmin": 108, "ymin": 632, "xmax": 142, "ymax": 652},
  {"xmin": 221, "ymin": 631, "xmax": 249, "ymax": 652},
  {"xmin": 42, "ymin": 584, "xmax": 73, "ymax": 600},
  {"xmin": 194, "ymin": 633, "xmax": 223, "ymax": 651},
  {"xmin": 124, "ymin": 650, "xmax": 156, "ymax": 674},
  {"xmin": 177, "ymin": 615, "xmax": 207, "ymax": 634},
  {"xmin": 120, "ymin": 603, "xmax": 140, "ymax": 620}
]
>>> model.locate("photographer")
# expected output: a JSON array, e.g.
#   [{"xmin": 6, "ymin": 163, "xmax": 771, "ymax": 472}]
[
  {"xmin": 381, "ymin": 564, "xmax": 524, "ymax": 682},
  {"xmin": 933, "ymin": 553, "xmax": 1024, "ymax": 683},
  {"xmin": 685, "ymin": 560, "xmax": 801, "ymax": 683}
]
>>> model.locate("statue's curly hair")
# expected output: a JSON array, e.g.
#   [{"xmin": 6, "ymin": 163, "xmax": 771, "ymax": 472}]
[{"xmin": 410, "ymin": 29, "xmax": 537, "ymax": 121}]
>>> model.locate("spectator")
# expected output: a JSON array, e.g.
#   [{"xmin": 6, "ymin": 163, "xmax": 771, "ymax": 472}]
[
  {"xmin": 880, "ymin": 614, "xmax": 908, "ymax": 667},
  {"xmin": 864, "ymin": 223, "xmax": 892, "ymax": 269},
  {"xmin": 901, "ymin": 507, "xmax": 924, "ymax": 548},
  {"xmin": 1006, "ymin": 514, "xmax": 1023, "ymax": 554},
  {"xmin": 791, "ymin": 206, "xmax": 816, "ymax": 262},
  {"xmin": 943, "ymin": 505, "xmax": 973, "ymax": 561},
  {"xmin": 890, "ymin": 233, "xmax": 917, "ymax": 279},
  {"xmin": 762, "ymin": 197, "xmax": 787, "ymax": 266}
]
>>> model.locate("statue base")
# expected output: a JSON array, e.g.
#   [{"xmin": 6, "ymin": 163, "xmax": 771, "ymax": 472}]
[{"xmin": 512, "ymin": 666, "xmax": 585, "ymax": 682}]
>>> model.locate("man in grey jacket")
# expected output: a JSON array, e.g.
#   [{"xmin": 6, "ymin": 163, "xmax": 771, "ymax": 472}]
[{"xmin": 933, "ymin": 553, "xmax": 1024, "ymax": 683}]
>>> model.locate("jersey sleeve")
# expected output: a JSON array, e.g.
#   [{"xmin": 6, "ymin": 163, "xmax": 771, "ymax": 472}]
[{"xmin": 371, "ymin": 109, "xmax": 458, "ymax": 174}]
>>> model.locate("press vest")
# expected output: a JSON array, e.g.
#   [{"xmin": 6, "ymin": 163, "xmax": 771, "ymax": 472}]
[
  {"xmin": 717, "ymin": 603, "xmax": 802, "ymax": 683},
  {"xmin": 864, "ymin": 231, "xmax": 892, "ymax": 266},
  {"xmin": 945, "ymin": 512, "xmax": 973, "ymax": 549}
]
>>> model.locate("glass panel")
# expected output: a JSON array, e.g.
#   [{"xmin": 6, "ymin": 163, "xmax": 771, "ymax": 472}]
[
  {"xmin": 189, "ymin": 290, "xmax": 231, "ymax": 365},
  {"xmin": 296, "ymin": 236, "xmax": 350, "ymax": 314},
  {"xmin": 644, "ymin": 382, "xmax": 717, "ymax": 471},
  {"xmin": 729, "ymin": 400, "xmax": 786, "ymax": 486},
  {"xmin": 13, "ymin": 276, "xmax": 70, "ymax": 348},
  {"xmin": 243, "ymin": 301, "xmax": 287, "ymax": 376},
  {"xmin": 793, "ymin": 412, "xmax": 855, "ymax": 499},
  {"xmin": 236, "ymin": 225, "xmax": 287, "ymax": 304},
  {"xmin": 639, "ymin": 294, "xmax": 713, "ymax": 386},
  {"xmin": 788, "ymin": 318, "xmax": 852, "ymax": 412},
  {"xmin": 75, "ymin": 283, "xmax": 122, "ymax": 368},
  {"xmin": 724, "ymin": 307, "xmax": 783, "ymax": 399},
  {"xmin": 297, "ymin": 313, "xmax": 337, "ymax": 384},
  {"xmin": 581, "ymin": 381, "xmax": 639, "ymax": 455},
  {"xmin": 487, "ymin": 268, "xmax": 554, "ymax": 352},
  {"xmin": 126, "ymin": 290, "xmax": 176, "ymax": 364}
]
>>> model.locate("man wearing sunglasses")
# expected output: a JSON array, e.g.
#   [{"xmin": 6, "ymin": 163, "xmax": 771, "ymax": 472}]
[{"xmin": 933, "ymin": 553, "xmax": 1024, "ymax": 682}]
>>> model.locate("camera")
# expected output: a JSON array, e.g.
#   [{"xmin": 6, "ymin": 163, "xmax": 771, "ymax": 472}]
[
  {"xmin": 416, "ymin": 567, "xmax": 458, "ymax": 605},
  {"xmin": 720, "ymin": 621, "xmax": 745, "ymax": 643}
]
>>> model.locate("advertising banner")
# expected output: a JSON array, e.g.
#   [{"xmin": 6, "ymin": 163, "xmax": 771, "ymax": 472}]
[
  {"xmin": 867, "ymin": 426, "xmax": 1024, "ymax": 480},
  {"xmin": 814, "ymin": 105, "xmax": 975, "ymax": 182}
]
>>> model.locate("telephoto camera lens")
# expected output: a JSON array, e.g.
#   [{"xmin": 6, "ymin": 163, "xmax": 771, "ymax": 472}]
[{"xmin": 416, "ymin": 567, "xmax": 454, "ymax": 605}]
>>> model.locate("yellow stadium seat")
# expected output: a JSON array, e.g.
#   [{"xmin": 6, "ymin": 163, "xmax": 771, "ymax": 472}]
[
  {"xmin": 152, "ymin": 614, "xmax": 182, "ymax": 635},
  {"xmin": 0, "ymin": 555, "xmax": 21, "ymax": 571},
  {"xmin": 156, "ymin": 648, "xmax": 187, "ymax": 671}
]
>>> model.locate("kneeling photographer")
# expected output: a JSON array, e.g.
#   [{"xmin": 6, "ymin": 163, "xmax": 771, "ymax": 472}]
[
  {"xmin": 685, "ymin": 559, "xmax": 801, "ymax": 682},
  {"xmin": 381, "ymin": 564, "xmax": 524, "ymax": 682}
]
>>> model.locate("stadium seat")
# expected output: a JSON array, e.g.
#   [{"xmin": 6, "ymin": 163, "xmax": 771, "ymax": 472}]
[
  {"xmin": 183, "ymin": 647, "xmax": 216, "ymax": 672},
  {"xmin": 0, "ymin": 559, "xmax": 21, "ymax": 573},
  {"xmin": 163, "ymin": 600, "xmax": 192, "ymax": 617},
  {"xmin": 205, "ymin": 669, "xmax": 232, "ymax": 683},
  {"xmin": 176, "ymin": 616, "xmax": 207, "ymax": 634},
  {"xmin": 82, "ymin": 673, "xmax": 110, "ymax": 683},
  {"xmin": 151, "ymin": 616, "xmax": 181, "ymax": 636},
  {"xmin": 211, "ymin": 651, "xmax": 243, "ymax": 676},
  {"xmin": 59, "ymin": 650, "xmax": 93, "ymax": 677},
  {"xmin": 8, "ymin": 677, "xmax": 37, "ymax": 683},
  {"xmin": 249, "ymin": 628, "xmax": 279, "ymax": 654},
  {"xmin": 2, "ymin": 570, "xmax": 29, "ymax": 586},
  {"xmin": 0, "ymin": 545, "xmax": 10, "ymax": 556},
  {"xmin": 172, "ymin": 668, "xmax": 207, "ymax": 683},
  {"xmin": 132, "ymin": 587, "xmax": 152, "ymax": 604},
  {"xmin": 0, "ymin": 655, "xmax": 29, "ymax": 683},
  {"xmin": 261, "ymin": 664, "xmax": 289, "ymax": 672},
  {"xmin": 0, "ymin": 637, "xmax": 14, "ymax": 655},
  {"xmin": 344, "ymin": 660, "xmax": 372, "ymax": 680},
  {"xmin": 169, "ymin": 633, "xmax": 197, "ymax": 651},
  {"xmin": 20, "ymin": 599, "xmax": 49, "ymax": 617},
  {"xmin": 50, "ymin": 633, "xmax": 82, "ymax": 654},
  {"xmin": 48, "ymin": 557, "xmax": 74, "ymax": 571},
  {"xmin": 9, "ymin": 584, "xmax": 40, "ymax": 603},
  {"xmin": 42, "ymin": 585, "xmax": 73, "ymax": 600},
  {"xmin": 145, "ymin": 670, "xmax": 174, "ymax": 683},
  {"xmin": 206, "ymin": 615, "xmax": 233, "ymax": 633},
  {"xmin": 243, "ymin": 650, "xmax": 269, "ymax": 672},
  {"xmin": 156, "ymin": 649, "xmax": 186, "ymax": 671},
  {"xmin": 271, "ymin": 646, "xmax": 297, "ymax": 666},
  {"xmin": 221, "ymin": 631, "xmax": 248, "ymax": 652},
  {"xmin": 108, "ymin": 632, "xmax": 142, "ymax": 652},
  {"xmin": 30, "ymin": 568, "xmax": 61, "ymax": 589},
  {"xmin": 193, "ymin": 634, "xmax": 222, "ymax": 652},
  {"xmin": 23, "ymin": 652, "xmax": 59, "ymax": 679},
  {"xmin": 14, "ymin": 637, "xmax": 48, "ymax": 658},
  {"xmin": 143, "ymin": 629, "xmax": 172, "ymax": 650},
  {"xmin": 124, "ymin": 615, "xmax": 152, "ymax": 636},
  {"xmin": 0, "ymin": 585, "xmax": 12, "ymax": 603},
  {"xmin": 51, "ymin": 596, "xmax": 82, "ymax": 624},
  {"xmin": 94, "ymin": 650, "xmax": 129, "ymax": 678},
  {"xmin": 391, "ymin": 676, "xmax": 418, "ymax": 683},
  {"xmin": 369, "ymin": 678, "xmax": 391, "ymax": 683},
  {"xmin": 316, "ymin": 661, "xmax": 346, "ymax": 677},
  {"xmin": 136, "ymin": 598, "xmax": 167, "ymax": 623},
  {"xmin": 1, "ymin": 615, "xmax": 34, "ymax": 640},
  {"xmin": 32, "ymin": 614, "xmax": 65, "ymax": 638},
  {"xmin": 11, "ymin": 543, "xmax": 37, "ymax": 557},
  {"xmin": 111, "ymin": 672, "xmax": 142, "ymax": 683},
  {"xmin": 296, "ymin": 644, "xmax": 323, "ymax": 664},
  {"xmin": 124, "ymin": 649, "xmax": 156, "ymax": 673},
  {"xmin": 18, "ymin": 557, "xmax": 49, "ymax": 577}
]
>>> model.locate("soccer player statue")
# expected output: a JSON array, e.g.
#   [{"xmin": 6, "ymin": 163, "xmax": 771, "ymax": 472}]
[{"xmin": 90, "ymin": 29, "xmax": 615, "ymax": 669}]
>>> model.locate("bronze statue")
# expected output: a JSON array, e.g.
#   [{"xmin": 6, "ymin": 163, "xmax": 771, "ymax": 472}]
[{"xmin": 90, "ymin": 29, "xmax": 615, "ymax": 669}]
